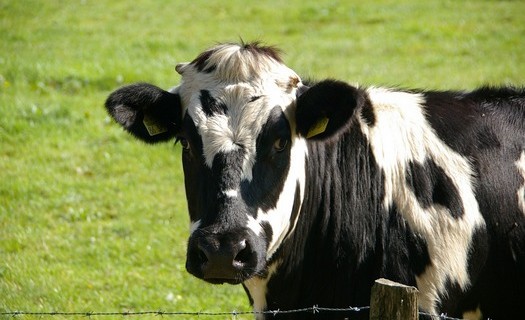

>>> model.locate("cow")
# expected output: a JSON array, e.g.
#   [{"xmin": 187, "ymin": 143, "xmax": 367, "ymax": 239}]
[{"xmin": 105, "ymin": 42, "xmax": 525, "ymax": 319}]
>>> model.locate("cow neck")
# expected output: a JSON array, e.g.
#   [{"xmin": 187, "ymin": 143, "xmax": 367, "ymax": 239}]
[{"xmin": 265, "ymin": 124, "xmax": 385, "ymax": 312}]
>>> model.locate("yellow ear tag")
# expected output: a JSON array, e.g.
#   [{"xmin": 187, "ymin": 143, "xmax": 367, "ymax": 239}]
[
  {"xmin": 143, "ymin": 114, "xmax": 168, "ymax": 136},
  {"xmin": 306, "ymin": 117, "xmax": 329, "ymax": 138}
]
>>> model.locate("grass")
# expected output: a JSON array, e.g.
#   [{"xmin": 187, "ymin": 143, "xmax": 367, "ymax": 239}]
[{"xmin": 1, "ymin": 0, "xmax": 524, "ymax": 319}]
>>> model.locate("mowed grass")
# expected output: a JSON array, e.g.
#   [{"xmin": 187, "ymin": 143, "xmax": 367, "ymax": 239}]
[{"xmin": 1, "ymin": 0, "xmax": 524, "ymax": 319}]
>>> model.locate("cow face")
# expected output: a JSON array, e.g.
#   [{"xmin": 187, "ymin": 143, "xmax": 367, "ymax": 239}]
[
  {"xmin": 174, "ymin": 43, "xmax": 310, "ymax": 284},
  {"xmin": 106, "ymin": 43, "xmax": 309, "ymax": 284}
]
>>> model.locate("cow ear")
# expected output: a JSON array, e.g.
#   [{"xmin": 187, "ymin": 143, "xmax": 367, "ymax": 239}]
[
  {"xmin": 295, "ymin": 80, "xmax": 361, "ymax": 140},
  {"xmin": 105, "ymin": 83, "xmax": 182, "ymax": 143}
]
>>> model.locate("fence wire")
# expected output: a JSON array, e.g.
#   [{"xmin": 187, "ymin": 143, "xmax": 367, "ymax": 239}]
[{"xmin": 0, "ymin": 306, "xmax": 465, "ymax": 319}]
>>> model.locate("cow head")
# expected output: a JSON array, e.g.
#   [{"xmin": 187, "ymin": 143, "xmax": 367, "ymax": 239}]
[{"xmin": 105, "ymin": 42, "xmax": 360, "ymax": 285}]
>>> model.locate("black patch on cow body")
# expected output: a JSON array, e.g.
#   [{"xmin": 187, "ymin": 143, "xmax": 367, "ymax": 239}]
[
  {"xmin": 475, "ymin": 127, "xmax": 501, "ymax": 150},
  {"xmin": 406, "ymin": 229, "xmax": 432, "ymax": 276},
  {"xmin": 376, "ymin": 204, "xmax": 431, "ymax": 283},
  {"xmin": 420, "ymin": 87, "xmax": 525, "ymax": 156},
  {"xmin": 200, "ymin": 90, "xmax": 227, "ymax": 116},
  {"xmin": 436, "ymin": 225, "xmax": 488, "ymax": 317},
  {"xmin": 406, "ymin": 159, "xmax": 464, "ymax": 219}
]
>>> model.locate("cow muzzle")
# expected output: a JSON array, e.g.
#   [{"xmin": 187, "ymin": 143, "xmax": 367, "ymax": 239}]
[{"xmin": 186, "ymin": 229, "xmax": 264, "ymax": 284}]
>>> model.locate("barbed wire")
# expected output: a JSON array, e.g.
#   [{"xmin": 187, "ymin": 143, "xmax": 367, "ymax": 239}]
[{"xmin": 0, "ymin": 306, "xmax": 464, "ymax": 319}]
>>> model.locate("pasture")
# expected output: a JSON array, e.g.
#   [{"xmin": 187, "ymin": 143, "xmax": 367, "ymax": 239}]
[{"xmin": 1, "ymin": 0, "xmax": 524, "ymax": 319}]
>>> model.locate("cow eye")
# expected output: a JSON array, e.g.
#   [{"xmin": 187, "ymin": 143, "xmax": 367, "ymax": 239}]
[
  {"xmin": 273, "ymin": 138, "xmax": 288, "ymax": 152},
  {"xmin": 178, "ymin": 137, "xmax": 190, "ymax": 150}
]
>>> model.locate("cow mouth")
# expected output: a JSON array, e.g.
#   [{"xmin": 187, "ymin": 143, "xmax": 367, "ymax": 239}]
[
  {"xmin": 186, "ymin": 229, "xmax": 267, "ymax": 285},
  {"xmin": 197, "ymin": 259, "xmax": 260, "ymax": 285},
  {"xmin": 186, "ymin": 252, "xmax": 263, "ymax": 285},
  {"xmin": 190, "ymin": 266, "xmax": 259, "ymax": 285}
]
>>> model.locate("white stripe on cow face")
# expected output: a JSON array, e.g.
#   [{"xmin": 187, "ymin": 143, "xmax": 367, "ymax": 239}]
[
  {"xmin": 517, "ymin": 150, "xmax": 525, "ymax": 216},
  {"xmin": 254, "ymin": 137, "xmax": 307, "ymax": 259},
  {"xmin": 361, "ymin": 87, "xmax": 486, "ymax": 313}
]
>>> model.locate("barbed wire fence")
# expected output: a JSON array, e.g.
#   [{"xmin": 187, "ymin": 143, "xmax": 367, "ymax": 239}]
[
  {"xmin": 0, "ymin": 306, "xmax": 465, "ymax": 319},
  {"xmin": 0, "ymin": 280, "xmax": 471, "ymax": 320}
]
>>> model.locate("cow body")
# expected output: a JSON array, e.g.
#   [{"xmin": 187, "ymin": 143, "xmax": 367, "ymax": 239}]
[{"xmin": 105, "ymin": 42, "xmax": 525, "ymax": 319}]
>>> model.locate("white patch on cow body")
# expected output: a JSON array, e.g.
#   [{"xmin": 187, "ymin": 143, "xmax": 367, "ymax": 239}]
[
  {"xmin": 361, "ymin": 87, "xmax": 486, "ymax": 313},
  {"xmin": 243, "ymin": 261, "xmax": 280, "ymax": 320},
  {"xmin": 517, "ymin": 151, "xmax": 525, "ymax": 216}
]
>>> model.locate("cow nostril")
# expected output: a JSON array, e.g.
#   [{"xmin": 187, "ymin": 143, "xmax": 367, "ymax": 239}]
[
  {"xmin": 234, "ymin": 240, "xmax": 253, "ymax": 265},
  {"xmin": 198, "ymin": 248, "xmax": 208, "ymax": 264},
  {"xmin": 196, "ymin": 243, "xmax": 209, "ymax": 264}
]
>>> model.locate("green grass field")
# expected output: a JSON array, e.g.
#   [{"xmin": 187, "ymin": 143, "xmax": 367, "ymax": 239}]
[{"xmin": 1, "ymin": 0, "xmax": 524, "ymax": 319}]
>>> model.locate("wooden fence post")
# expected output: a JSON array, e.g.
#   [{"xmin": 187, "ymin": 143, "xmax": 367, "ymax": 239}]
[{"xmin": 370, "ymin": 278, "xmax": 419, "ymax": 320}]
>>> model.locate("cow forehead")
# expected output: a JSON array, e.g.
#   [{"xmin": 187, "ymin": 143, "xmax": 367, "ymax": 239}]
[
  {"xmin": 176, "ymin": 43, "xmax": 299, "ymax": 84},
  {"xmin": 175, "ymin": 43, "xmax": 302, "ymax": 169},
  {"xmin": 176, "ymin": 43, "xmax": 302, "ymax": 115}
]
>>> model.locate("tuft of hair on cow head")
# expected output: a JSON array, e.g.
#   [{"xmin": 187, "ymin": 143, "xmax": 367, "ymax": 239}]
[
  {"xmin": 295, "ymin": 79, "xmax": 362, "ymax": 140},
  {"xmin": 105, "ymin": 82, "xmax": 182, "ymax": 143}
]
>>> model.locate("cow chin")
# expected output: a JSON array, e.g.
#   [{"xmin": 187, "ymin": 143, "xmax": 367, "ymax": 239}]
[
  {"xmin": 203, "ymin": 278, "xmax": 243, "ymax": 285},
  {"xmin": 185, "ymin": 227, "xmax": 268, "ymax": 285}
]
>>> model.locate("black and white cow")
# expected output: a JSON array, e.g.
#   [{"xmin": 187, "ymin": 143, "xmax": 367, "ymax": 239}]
[{"xmin": 105, "ymin": 42, "xmax": 525, "ymax": 319}]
